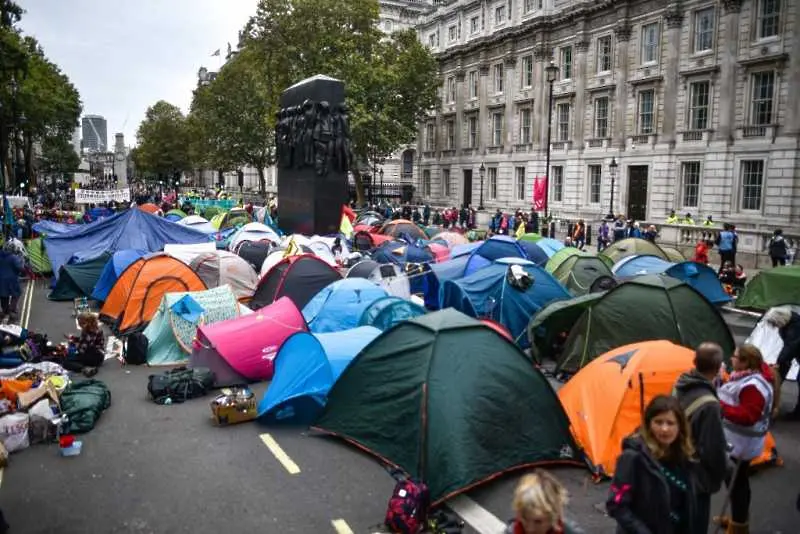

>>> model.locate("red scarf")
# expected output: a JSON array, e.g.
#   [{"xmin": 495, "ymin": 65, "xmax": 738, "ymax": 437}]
[{"xmin": 512, "ymin": 519, "xmax": 565, "ymax": 534}]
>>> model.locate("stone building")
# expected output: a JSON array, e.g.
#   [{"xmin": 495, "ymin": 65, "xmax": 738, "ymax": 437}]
[{"xmin": 415, "ymin": 0, "xmax": 800, "ymax": 230}]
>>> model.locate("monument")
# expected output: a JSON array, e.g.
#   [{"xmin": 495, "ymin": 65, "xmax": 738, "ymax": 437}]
[{"xmin": 275, "ymin": 74, "xmax": 352, "ymax": 235}]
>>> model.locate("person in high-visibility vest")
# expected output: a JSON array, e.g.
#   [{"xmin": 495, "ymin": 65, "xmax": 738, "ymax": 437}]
[
  {"xmin": 666, "ymin": 210, "xmax": 679, "ymax": 224},
  {"xmin": 703, "ymin": 215, "xmax": 715, "ymax": 227},
  {"xmin": 682, "ymin": 212, "xmax": 695, "ymax": 225}
]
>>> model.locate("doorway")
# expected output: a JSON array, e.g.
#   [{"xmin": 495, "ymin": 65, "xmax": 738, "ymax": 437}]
[
  {"xmin": 462, "ymin": 169, "xmax": 473, "ymax": 207},
  {"xmin": 627, "ymin": 166, "xmax": 649, "ymax": 221}
]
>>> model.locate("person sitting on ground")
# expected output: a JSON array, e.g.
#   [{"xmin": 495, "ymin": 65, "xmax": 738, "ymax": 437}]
[
  {"xmin": 505, "ymin": 469, "xmax": 584, "ymax": 534},
  {"xmin": 64, "ymin": 312, "xmax": 105, "ymax": 377},
  {"xmin": 719, "ymin": 261, "xmax": 736, "ymax": 286},
  {"xmin": 733, "ymin": 265, "xmax": 747, "ymax": 291}
]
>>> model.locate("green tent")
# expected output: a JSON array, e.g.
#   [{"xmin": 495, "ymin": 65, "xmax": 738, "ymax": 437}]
[
  {"xmin": 519, "ymin": 232, "xmax": 543, "ymax": 243},
  {"xmin": 552, "ymin": 255, "xmax": 616, "ymax": 296},
  {"xmin": 659, "ymin": 245, "xmax": 686, "ymax": 263},
  {"xmin": 736, "ymin": 266, "xmax": 800, "ymax": 311},
  {"xmin": 555, "ymin": 275, "xmax": 734, "ymax": 374},
  {"xmin": 48, "ymin": 253, "xmax": 112, "ymax": 301},
  {"xmin": 201, "ymin": 206, "xmax": 221, "ymax": 220},
  {"xmin": 546, "ymin": 247, "xmax": 588, "ymax": 273},
  {"xmin": 527, "ymin": 292, "xmax": 606, "ymax": 363},
  {"xmin": 166, "ymin": 208, "xmax": 187, "ymax": 219},
  {"xmin": 26, "ymin": 237, "xmax": 52, "ymax": 274},
  {"xmin": 143, "ymin": 285, "xmax": 250, "ymax": 366},
  {"xmin": 600, "ymin": 238, "xmax": 668, "ymax": 265},
  {"xmin": 313, "ymin": 308, "xmax": 585, "ymax": 504}
]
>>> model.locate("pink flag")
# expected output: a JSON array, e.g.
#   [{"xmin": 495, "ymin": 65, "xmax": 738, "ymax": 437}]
[{"xmin": 533, "ymin": 177, "xmax": 547, "ymax": 211}]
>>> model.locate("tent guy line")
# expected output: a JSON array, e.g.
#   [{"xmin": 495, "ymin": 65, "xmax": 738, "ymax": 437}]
[{"xmin": 259, "ymin": 433, "xmax": 301, "ymax": 475}]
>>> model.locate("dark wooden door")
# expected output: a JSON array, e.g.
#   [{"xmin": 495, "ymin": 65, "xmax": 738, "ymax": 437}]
[
  {"xmin": 627, "ymin": 166, "xmax": 649, "ymax": 221},
  {"xmin": 462, "ymin": 169, "xmax": 473, "ymax": 208}
]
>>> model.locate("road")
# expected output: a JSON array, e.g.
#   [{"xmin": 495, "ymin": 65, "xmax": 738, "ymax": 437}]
[{"xmin": 0, "ymin": 280, "xmax": 797, "ymax": 533}]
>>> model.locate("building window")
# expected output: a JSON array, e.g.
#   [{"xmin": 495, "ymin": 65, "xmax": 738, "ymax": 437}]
[
  {"xmin": 521, "ymin": 55, "xmax": 533, "ymax": 88},
  {"xmin": 689, "ymin": 81, "xmax": 710, "ymax": 130},
  {"xmin": 597, "ymin": 36, "xmax": 612, "ymax": 73},
  {"xmin": 442, "ymin": 168, "xmax": 451, "ymax": 197},
  {"xmin": 638, "ymin": 90, "xmax": 655, "ymax": 134},
  {"xmin": 588, "ymin": 165, "xmax": 601, "ymax": 204},
  {"xmin": 560, "ymin": 47, "xmax": 573, "ymax": 80},
  {"xmin": 551, "ymin": 166, "xmax": 564, "ymax": 202},
  {"xmin": 492, "ymin": 112, "xmax": 503, "ymax": 145},
  {"xmin": 515, "ymin": 167, "xmax": 526, "ymax": 201},
  {"xmin": 446, "ymin": 76, "xmax": 456, "ymax": 103},
  {"xmin": 468, "ymin": 116, "xmax": 478, "ymax": 148},
  {"xmin": 641, "ymin": 23, "xmax": 660, "ymax": 64},
  {"xmin": 448, "ymin": 25, "xmax": 457, "ymax": 42},
  {"xmin": 422, "ymin": 170, "xmax": 431, "ymax": 197},
  {"xmin": 757, "ymin": 0, "xmax": 781, "ymax": 39},
  {"xmin": 470, "ymin": 16, "xmax": 480, "ymax": 34},
  {"xmin": 693, "ymin": 7, "xmax": 715, "ymax": 52},
  {"xmin": 740, "ymin": 160, "xmax": 764, "ymax": 211},
  {"xmin": 495, "ymin": 4, "xmax": 506, "ymax": 25},
  {"xmin": 446, "ymin": 120, "xmax": 455, "ymax": 149},
  {"xmin": 425, "ymin": 123, "xmax": 435, "ymax": 151},
  {"xmin": 384, "ymin": 20, "xmax": 393, "ymax": 32},
  {"xmin": 488, "ymin": 167, "xmax": 498, "ymax": 199},
  {"xmin": 681, "ymin": 161, "xmax": 701, "ymax": 208},
  {"xmin": 557, "ymin": 103, "xmax": 570, "ymax": 141},
  {"xmin": 524, "ymin": 0, "xmax": 539, "ymax": 12},
  {"xmin": 519, "ymin": 108, "xmax": 532, "ymax": 144},
  {"xmin": 493, "ymin": 64, "xmax": 503, "ymax": 93},
  {"xmin": 594, "ymin": 97, "xmax": 609, "ymax": 138},
  {"xmin": 427, "ymin": 34, "xmax": 436, "ymax": 48},
  {"xmin": 468, "ymin": 70, "xmax": 478, "ymax": 99},
  {"xmin": 751, "ymin": 71, "xmax": 775, "ymax": 125}
]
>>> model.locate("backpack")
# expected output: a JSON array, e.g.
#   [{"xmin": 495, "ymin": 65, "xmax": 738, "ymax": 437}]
[
  {"xmin": 384, "ymin": 472, "xmax": 430, "ymax": 534},
  {"xmin": 147, "ymin": 367, "xmax": 215, "ymax": 405},
  {"xmin": 124, "ymin": 332, "xmax": 149, "ymax": 365}
]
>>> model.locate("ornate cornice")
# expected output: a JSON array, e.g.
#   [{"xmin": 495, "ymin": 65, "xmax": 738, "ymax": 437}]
[
  {"xmin": 721, "ymin": 0, "xmax": 743, "ymax": 14},
  {"xmin": 665, "ymin": 10, "xmax": 684, "ymax": 29},
  {"xmin": 614, "ymin": 22, "xmax": 632, "ymax": 42}
]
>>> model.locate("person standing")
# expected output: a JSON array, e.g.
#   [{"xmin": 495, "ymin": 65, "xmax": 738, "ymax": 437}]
[
  {"xmin": 716, "ymin": 224, "xmax": 738, "ymax": 272},
  {"xmin": 673, "ymin": 343, "xmax": 729, "ymax": 533},
  {"xmin": 0, "ymin": 241, "xmax": 23, "ymax": 322},
  {"xmin": 768, "ymin": 229, "xmax": 788, "ymax": 267}
]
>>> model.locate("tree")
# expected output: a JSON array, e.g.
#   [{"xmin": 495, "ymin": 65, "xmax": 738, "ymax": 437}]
[{"xmin": 134, "ymin": 101, "xmax": 191, "ymax": 180}]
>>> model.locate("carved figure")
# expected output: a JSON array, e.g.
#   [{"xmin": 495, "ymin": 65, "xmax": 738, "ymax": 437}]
[
  {"xmin": 331, "ymin": 103, "xmax": 353, "ymax": 172},
  {"xmin": 301, "ymin": 99, "xmax": 317, "ymax": 167},
  {"xmin": 292, "ymin": 104, "xmax": 307, "ymax": 169},
  {"xmin": 276, "ymin": 109, "xmax": 293, "ymax": 168},
  {"xmin": 313, "ymin": 101, "xmax": 334, "ymax": 176}
]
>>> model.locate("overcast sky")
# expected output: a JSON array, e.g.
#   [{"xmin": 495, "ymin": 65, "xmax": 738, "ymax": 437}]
[{"xmin": 19, "ymin": 0, "xmax": 259, "ymax": 147}]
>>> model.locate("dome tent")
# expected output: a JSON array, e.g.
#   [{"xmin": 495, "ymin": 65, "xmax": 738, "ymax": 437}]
[
  {"xmin": 91, "ymin": 249, "xmax": 148, "ymax": 302},
  {"xmin": 250, "ymin": 254, "xmax": 342, "ymax": 311},
  {"xmin": 736, "ymin": 265, "xmax": 800, "ymax": 311},
  {"xmin": 600, "ymin": 237, "xmax": 668, "ymax": 265},
  {"xmin": 228, "ymin": 222, "xmax": 280, "ymax": 251},
  {"xmin": 190, "ymin": 250, "xmax": 259, "ymax": 301},
  {"xmin": 302, "ymin": 278, "xmax": 388, "ymax": 334},
  {"xmin": 358, "ymin": 296, "xmax": 426, "ymax": 331},
  {"xmin": 312, "ymin": 309, "xmax": 585, "ymax": 504},
  {"xmin": 49, "ymin": 253, "xmax": 112, "ymax": 301},
  {"xmin": 551, "ymin": 255, "xmax": 616, "ymax": 297}
]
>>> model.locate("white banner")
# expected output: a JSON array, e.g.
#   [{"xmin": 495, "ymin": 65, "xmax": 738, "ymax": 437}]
[{"xmin": 74, "ymin": 188, "xmax": 131, "ymax": 204}]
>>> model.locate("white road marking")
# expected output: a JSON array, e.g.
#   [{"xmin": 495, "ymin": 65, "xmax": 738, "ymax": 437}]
[
  {"xmin": 23, "ymin": 279, "xmax": 34, "ymax": 329},
  {"xmin": 259, "ymin": 433, "xmax": 301, "ymax": 474},
  {"xmin": 0, "ymin": 467, "xmax": 4, "ymax": 488},
  {"xmin": 447, "ymin": 494, "xmax": 507, "ymax": 534},
  {"xmin": 330, "ymin": 519, "xmax": 354, "ymax": 534}
]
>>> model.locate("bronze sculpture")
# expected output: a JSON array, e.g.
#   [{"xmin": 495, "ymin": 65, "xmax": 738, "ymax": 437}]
[{"xmin": 313, "ymin": 101, "xmax": 334, "ymax": 176}]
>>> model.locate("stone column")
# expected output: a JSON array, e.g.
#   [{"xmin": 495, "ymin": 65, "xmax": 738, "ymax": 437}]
[
  {"xmin": 534, "ymin": 44, "xmax": 550, "ymax": 148},
  {"xmin": 478, "ymin": 63, "xmax": 489, "ymax": 151},
  {"xmin": 717, "ymin": 0, "xmax": 742, "ymax": 143},
  {"xmin": 504, "ymin": 55, "xmax": 517, "ymax": 149},
  {"xmin": 574, "ymin": 39, "xmax": 590, "ymax": 147},
  {"xmin": 662, "ymin": 10, "xmax": 683, "ymax": 146},
  {"xmin": 455, "ymin": 66, "xmax": 465, "ymax": 152},
  {"xmin": 614, "ymin": 23, "xmax": 632, "ymax": 149}
]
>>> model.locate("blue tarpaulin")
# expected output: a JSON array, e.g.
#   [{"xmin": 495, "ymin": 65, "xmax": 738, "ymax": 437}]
[
  {"xmin": 257, "ymin": 326, "xmax": 381, "ymax": 423},
  {"xmin": 302, "ymin": 278, "xmax": 388, "ymax": 333},
  {"xmin": 45, "ymin": 208, "xmax": 209, "ymax": 278},
  {"xmin": 32, "ymin": 220, "xmax": 80, "ymax": 236},
  {"xmin": 91, "ymin": 249, "xmax": 148, "ymax": 302}
]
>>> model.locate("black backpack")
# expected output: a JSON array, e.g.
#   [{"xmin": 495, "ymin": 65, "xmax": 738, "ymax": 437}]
[
  {"xmin": 147, "ymin": 367, "xmax": 215, "ymax": 405},
  {"xmin": 124, "ymin": 333, "xmax": 148, "ymax": 365}
]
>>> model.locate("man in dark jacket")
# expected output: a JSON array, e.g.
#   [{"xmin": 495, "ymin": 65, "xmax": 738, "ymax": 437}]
[
  {"xmin": 777, "ymin": 311, "xmax": 800, "ymax": 419},
  {"xmin": 673, "ymin": 342, "xmax": 729, "ymax": 534}
]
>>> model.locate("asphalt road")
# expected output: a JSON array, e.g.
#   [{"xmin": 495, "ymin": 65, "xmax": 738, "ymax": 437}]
[{"xmin": 1, "ymin": 280, "xmax": 797, "ymax": 533}]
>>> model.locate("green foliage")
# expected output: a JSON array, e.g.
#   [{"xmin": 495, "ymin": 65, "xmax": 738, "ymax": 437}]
[
  {"xmin": 39, "ymin": 135, "xmax": 80, "ymax": 175},
  {"xmin": 134, "ymin": 101, "xmax": 191, "ymax": 177}
]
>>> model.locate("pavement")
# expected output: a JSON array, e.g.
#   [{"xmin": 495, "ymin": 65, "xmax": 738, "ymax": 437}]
[{"xmin": 0, "ymin": 279, "xmax": 797, "ymax": 533}]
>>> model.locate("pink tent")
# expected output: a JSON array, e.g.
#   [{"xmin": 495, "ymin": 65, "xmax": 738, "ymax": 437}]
[{"xmin": 190, "ymin": 297, "xmax": 307, "ymax": 386}]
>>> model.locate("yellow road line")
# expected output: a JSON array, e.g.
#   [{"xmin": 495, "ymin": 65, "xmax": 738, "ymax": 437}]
[
  {"xmin": 331, "ymin": 519, "xmax": 354, "ymax": 534},
  {"xmin": 259, "ymin": 433, "xmax": 300, "ymax": 475}
]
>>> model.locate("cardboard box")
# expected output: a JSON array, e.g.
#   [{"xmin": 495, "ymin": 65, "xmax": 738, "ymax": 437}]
[{"xmin": 210, "ymin": 387, "xmax": 257, "ymax": 426}]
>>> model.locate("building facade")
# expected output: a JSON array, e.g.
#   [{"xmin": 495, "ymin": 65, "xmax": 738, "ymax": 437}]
[
  {"xmin": 414, "ymin": 0, "xmax": 800, "ymax": 230},
  {"xmin": 81, "ymin": 115, "xmax": 108, "ymax": 152}
]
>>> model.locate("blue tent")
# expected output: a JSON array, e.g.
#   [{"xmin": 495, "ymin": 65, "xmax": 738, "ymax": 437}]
[
  {"xmin": 32, "ymin": 220, "xmax": 81, "ymax": 236},
  {"xmin": 613, "ymin": 255, "xmax": 731, "ymax": 304},
  {"xmin": 372, "ymin": 240, "xmax": 434, "ymax": 266},
  {"xmin": 302, "ymin": 278, "xmax": 388, "ymax": 333},
  {"xmin": 44, "ymin": 208, "xmax": 209, "ymax": 278},
  {"xmin": 464, "ymin": 236, "xmax": 529, "ymax": 276},
  {"xmin": 533, "ymin": 238, "xmax": 565, "ymax": 257},
  {"xmin": 257, "ymin": 326, "xmax": 381, "ymax": 423},
  {"xmin": 87, "ymin": 207, "xmax": 114, "ymax": 221},
  {"xmin": 451, "ymin": 242, "xmax": 481, "ymax": 258},
  {"xmin": 91, "ymin": 249, "xmax": 148, "ymax": 302},
  {"xmin": 516, "ymin": 240, "xmax": 549, "ymax": 266},
  {"xmin": 422, "ymin": 255, "xmax": 470, "ymax": 309},
  {"xmin": 359, "ymin": 296, "xmax": 427, "ymax": 330},
  {"xmin": 440, "ymin": 260, "xmax": 570, "ymax": 347}
]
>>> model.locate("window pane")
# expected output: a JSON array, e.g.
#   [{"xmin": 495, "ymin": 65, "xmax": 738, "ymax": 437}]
[
  {"xmin": 641, "ymin": 23, "xmax": 659, "ymax": 63},
  {"xmin": 558, "ymin": 103, "xmax": 570, "ymax": 141},
  {"xmin": 589, "ymin": 165, "xmax": 602, "ymax": 204},
  {"xmin": 595, "ymin": 97, "xmax": 608, "ymax": 138},
  {"xmin": 561, "ymin": 47, "xmax": 572, "ymax": 79},
  {"xmin": 488, "ymin": 167, "xmax": 498, "ymax": 199},
  {"xmin": 598, "ymin": 36, "xmax": 612, "ymax": 72},
  {"xmin": 638, "ymin": 90, "xmax": 654, "ymax": 134},
  {"xmin": 681, "ymin": 161, "xmax": 701, "ymax": 207},
  {"xmin": 741, "ymin": 160, "xmax": 764, "ymax": 211},
  {"xmin": 751, "ymin": 71, "xmax": 775, "ymax": 125},
  {"xmin": 760, "ymin": 0, "xmax": 780, "ymax": 38},
  {"xmin": 551, "ymin": 166, "xmax": 564, "ymax": 202},
  {"xmin": 694, "ymin": 8, "xmax": 715, "ymax": 51},
  {"xmin": 690, "ymin": 82, "xmax": 709, "ymax": 130},
  {"xmin": 515, "ymin": 167, "xmax": 525, "ymax": 201}
]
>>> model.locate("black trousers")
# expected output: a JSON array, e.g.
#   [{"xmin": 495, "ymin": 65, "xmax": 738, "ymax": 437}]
[
  {"xmin": 726, "ymin": 459, "xmax": 752, "ymax": 523},
  {"xmin": 694, "ymin": 491, "xmax": 711, "ymax": 533},
  {"xmin": 772, "ymin": 257, "xmax": 786, "ymax": 267},
  {"xmin": 719, "ymin": 250, "xmax": 735, "ymax": 271}
]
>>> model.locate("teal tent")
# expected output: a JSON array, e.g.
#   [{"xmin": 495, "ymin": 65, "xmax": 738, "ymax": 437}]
[{"xmin": 48, "ymin": 253, "xmax": 112, "ymax": 301}]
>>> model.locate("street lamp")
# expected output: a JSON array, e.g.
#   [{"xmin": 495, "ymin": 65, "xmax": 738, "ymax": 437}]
[
  {"xmin": 478, "ymin": 162, "xmax": 486, "ymax": 210},
  {"xmin": 607, "ymin": 157, "xmax": 618, "ymax": 220},
  {"xmin": 544, "ymin": 60, "xmax": 559, "ymax": 231},
  {"xmin": 379, "ymin": 169, "xmax": 384, "ymax": 202}
]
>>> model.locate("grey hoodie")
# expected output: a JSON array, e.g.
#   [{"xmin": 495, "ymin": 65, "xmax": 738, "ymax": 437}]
[{"xmin": 673, "ymin": 370, "xmax": 728, "ymax": 494}]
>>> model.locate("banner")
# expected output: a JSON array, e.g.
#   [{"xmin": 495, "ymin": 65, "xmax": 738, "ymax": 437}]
[
  {"xmin": 74, "ymin": 188, "xmax": 131, "ymax": 204},
  {"xmin": 532, "ymin": 177, "xmax": 547, "ymax": 212}
]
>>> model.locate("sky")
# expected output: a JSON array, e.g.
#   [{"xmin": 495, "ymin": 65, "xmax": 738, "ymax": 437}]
[{"xmin": 18, "ymin": 0, "xmax": 259, "ymax": 147}]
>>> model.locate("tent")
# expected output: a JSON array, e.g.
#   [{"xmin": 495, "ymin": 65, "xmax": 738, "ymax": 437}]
[
  {"xmin": 354, "ymin": 211, "xmax": 384, "ymax": 227},
  {"xmin": 216, "ymin": 208, "xmax": 251, "ymax": 230},
  {"xmin": 312, "ymin": 309, "xmax": 585, "ymax": 504},
  {"xmin": 91, "ymin": 249, "xmax": 147, "ymax": 302},
  {"xmin": 546, "ymin": 247, "xmax": 588, "ymax": 273},
  {"xmin": 464, "ymin": 236, "xmax": 530, "ymax": 276},
  {"xmin": 257, "ymin": 326, "xmax": 381, "ymax": 423},
  {"xmin": 560, "ymin": 340, "xmax": 779, "ymax": 476},
  {"xmin": 236, "ymin": 240, "xmax": 273, "ymax": 272},
  {"xmin": 432, "ymin": 231, "xmax": 468, "ymax": 248},
  {"xmin": 164, "ymin": 242, "xmax": 217, "ymax": 265},
  {"xmin": 353, "ymin": 230, "xmax": 394, "ymax": 251},
  {"xmin": 164, "ymin": 209, "xmax": 187, "ymax": 222},
  {"xmin": 31, "ymin": 220, "xmax": 78, "ymax": 236},
  {"xmin": 600, "ymin": 237, "xmax": 668, "ymax": 265},
  {"xmin": 531, "ymin": 238, "xmax": 565, "ymax": 258},
  {"xmin": 613, "ymin": 255, "xmax": 731, "ymax": 305},
  {"xmin": 440, "ymin": 260, "xmax": 569, "ymax": 347},
  {"xmin": 178, "ymin": 215, "xmax": 217, "ymax": 235},
  {"xmin": 190, "ymin": 297, "xmax": 307, "ymax": 386},
  {"xmin": 527, "ymin": 292, "xmax": 606, "ymax": 363},
  {"xmin": 358, "ymin": 296, "xmax": 427, "ymax": 331},
  {"xmin": 44, "ymin": 208, "xmax": 209, "ymax": 278},
  {"xmin": 519, "ymin": 233, "xmax": 543, "ymax": 243},
  {"xmin": 379, "ymin": 219, "xmax": 426, "ymax": 240},
  {"xmin": 346, "ymin": 260, "xmax": 411, "ymax": 299},
  {"xmin": 189, "ymin": 251, "xmax": 259, "ymax": 300},
  {"xmin": 25, "ymin": 238, "xmax": 51, "ymax": 274},
  {"xmin": 736, "ymin": 266, "xmax": 800, "ymax": 311},
  {"xmin": 138, "ymin": 203, "xmax": 161, "ymax": 214},
  {"xmin": 372, "ymin": 241, "xmax": 434, "ymax": 266},
  {"xmin": 229, "ymin": 222, "xmax": 281, "ymax": 251},
  {"xmin": 659, "ymin": 245, "xmax": 686, "ymax": 263},
  {"xmin": 346, "ymin": 259, "xmax": 380, "ymax": 279},
  {"xmin": 555, "ymin": 275, "xmax": 735, "ymax": 374},
  {"xmin": 251, "ymin": 254, "xmax": 342, "ymax": 311},
  {"xmin": 48, "ymin": 253, "xmax": 112, "ymax": 301},
  {"xmin": 302, "ymin": 278, "xmax": 388, "ymax": 333},
  {"xmin": 552, "ymin": 255, "xmax": 616, "ymax": 296},
  {"xmin": 144, "ymin": 285, "xmax": 250, "ymax": 365},
  {"xmin": 99, "ymin": 254, "xmax": 208, "ymax": 335}
]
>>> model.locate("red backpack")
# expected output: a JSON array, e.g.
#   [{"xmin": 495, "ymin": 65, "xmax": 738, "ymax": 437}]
[{"xmin": 384, "ymin": 474, "xmax": 430, "ymax": 534}]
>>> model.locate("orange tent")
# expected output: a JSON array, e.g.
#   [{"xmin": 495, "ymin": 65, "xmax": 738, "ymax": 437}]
[
  {"xmin": 138, "ymin": 203, "xmax": 161, "ymax": 215},
  {"xmin": 379, "ymin": 219, "xmax": 426, "ymax": 240},
  {"xmin": 558, "ymin": 340, "xmax": 780, "ymax": 477},
  {"xmin": 99, "ymin": 254, "xmax": 207, "ymax": 334}
]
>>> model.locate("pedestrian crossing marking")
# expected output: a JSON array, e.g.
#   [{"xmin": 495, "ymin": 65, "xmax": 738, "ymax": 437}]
[
  {"xmin": 331, "ymin": 519, "xmax": 354, "ymax": 534},
  {"xmin": 259, "ymin": 433, "xmax": 300, "ymax": 475}
]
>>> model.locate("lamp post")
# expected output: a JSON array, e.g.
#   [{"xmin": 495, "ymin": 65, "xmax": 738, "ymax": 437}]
[
  {"xmin": 379, "ymin": 168, "xmax": 384, "ymax": 202},
  {"xmin": 478, "ymin": 162, "xmax": 486, "ymax": 210},
  {"xmin": 607, "ymin": 157, "xmax": 618, "ymax": 220},
  {"xmin": 544, "ymin": 61, "xmax": 559, "ymax": 231}
]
